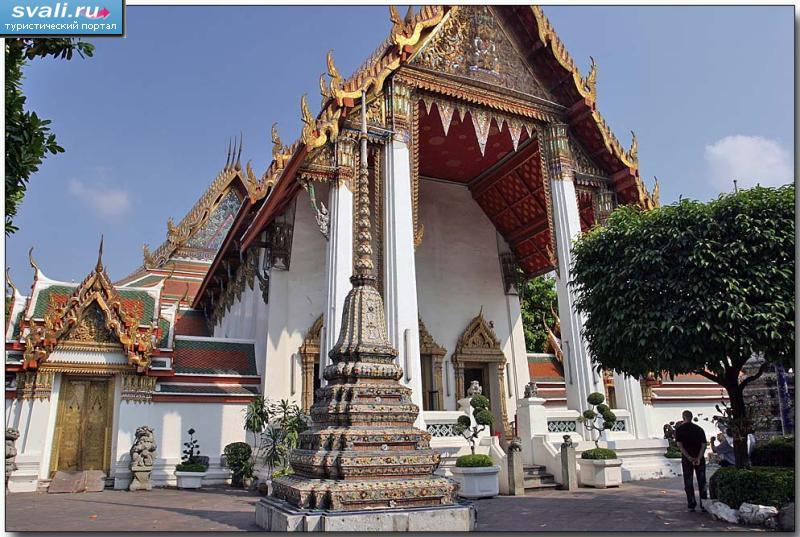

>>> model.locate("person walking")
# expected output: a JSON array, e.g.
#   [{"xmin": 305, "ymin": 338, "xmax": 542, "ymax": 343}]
[{"xmin": 674, "ymin": 410, "xmax": 708, "ymax": 512}]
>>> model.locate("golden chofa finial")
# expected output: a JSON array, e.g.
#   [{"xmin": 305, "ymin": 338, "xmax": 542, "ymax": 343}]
[
  {"xmin": 6, "ymin": 267, "xmax": 18, "ymax": 299},
  {"xmin": 389, "ymin": 5, "xmax": 403, "ymax": 26},
  {"xmin": 585, "ymin": 56, "xmax": 597, "ymax": 101},
  {"xmin": 96, "ymin": 234, "xmax": 105, "ymax": 272},
  {"xmin": 28, "ymin": 246, "xmax": 42, "ymax": 276},
  {"xmin": 300, "ymin": 94, "xmax": 316, "ymax": 145},
  {"xmin": 235, "ymin": 132, "xmax": 243, "ymax": 172},
  {"xmin": 652, "ymin": 176, "xmax": 661, "ymax": 207},
  {"xmin": 404, "ymin": 5, "xmax": 414, "ymax": 25},
  {"xmin": 271, "ymin": 122, "xmax": 283, "ymax": 160},
  {"xmin": 224, "ymin": 138, "xmax": 233, "ymax": 170},
  {"xmin": 626, "ymin": 130, "xmax": 638, "ymax": 166}
]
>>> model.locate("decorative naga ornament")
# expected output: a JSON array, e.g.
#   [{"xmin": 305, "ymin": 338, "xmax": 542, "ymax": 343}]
[{"xmin": 271, "ymin": 90, "xmax": 457, "ymax": 511}]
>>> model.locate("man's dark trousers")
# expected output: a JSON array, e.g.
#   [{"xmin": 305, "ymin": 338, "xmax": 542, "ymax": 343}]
[{"xmin": 681, "ymin": 456, "xmax": 707, "ymax": 508}]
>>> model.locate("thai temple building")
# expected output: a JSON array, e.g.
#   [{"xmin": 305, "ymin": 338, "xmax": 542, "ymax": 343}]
[{"xmin": 5, "ymin": 5, "xmax": 728, "ymax": 493}]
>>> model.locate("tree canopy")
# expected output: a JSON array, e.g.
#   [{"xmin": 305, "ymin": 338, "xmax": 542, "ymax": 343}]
[
  {"xmin": 571, "ymin": 185, "xmax": 795, "ymax": 465},
  {"xmin": 6, "ymin": 38, "xmax": 94, "ymax": 235},
  {"xmin": 519, "ymin": 275, "xmax": 558, "ymax": 353}
]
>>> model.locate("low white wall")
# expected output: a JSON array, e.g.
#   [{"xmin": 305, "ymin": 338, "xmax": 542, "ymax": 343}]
[
  {"xmin": 646, "ymin": 400, "xmax": 725, "ymax": 440},
  {"xmin": 112, "ymin": 400, "xmax": 249, "ymax": 488}
]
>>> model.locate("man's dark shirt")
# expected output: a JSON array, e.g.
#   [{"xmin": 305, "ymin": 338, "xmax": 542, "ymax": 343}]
[{"xmin": 675, "ymin": 421, "xmax": 707, "ymax": 458}]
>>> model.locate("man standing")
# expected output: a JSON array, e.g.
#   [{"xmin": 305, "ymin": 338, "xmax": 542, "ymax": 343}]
[{"xmin": 674, "ymin": 410, "xmax": 707, "ymax": 512}]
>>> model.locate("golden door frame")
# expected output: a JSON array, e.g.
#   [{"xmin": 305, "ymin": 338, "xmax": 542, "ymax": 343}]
[
  {"xmin": 298, "ymin": 314, "xmax": 323, "ymax": 411},
  {"xmin": 418, "ymin": 317, "xmax": 446, "ymax": 411},
  {"xmin": 451, "ymin": 311, "xmax": 512, "ymax": 442},
  {"xmin": 49, "ymin": 372, "xmax": 115, "ymax": 476}
]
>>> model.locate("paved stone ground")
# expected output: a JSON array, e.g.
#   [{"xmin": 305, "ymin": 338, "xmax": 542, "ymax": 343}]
[
  {"xmin": 5, "ymin": 478, "xmax": 759, "ymax": 532},
  {"xmin": 474, "ymin": 477, "xmax": 758, "ymax": 532},
  {"xmin": 5, "ymin": 486, "xmax": 261, "ymax": 532}
]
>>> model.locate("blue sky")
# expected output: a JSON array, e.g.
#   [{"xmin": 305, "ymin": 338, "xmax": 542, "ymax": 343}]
[{"xmin": 6, "ymin": 5, "xmax": 794, "ymax": 287}]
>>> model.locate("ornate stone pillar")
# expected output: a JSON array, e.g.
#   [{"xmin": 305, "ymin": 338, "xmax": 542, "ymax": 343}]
[
  {"xmin": 541, "ymin": 123, "xmax": 603, "ymax": 435},
  {"xmin": 384, "ymin": 82, "xmax": 424, "ymax": 426},
  {"xmin": 320, "ymin": 139, "xmax": 355, "ymax": 387}
]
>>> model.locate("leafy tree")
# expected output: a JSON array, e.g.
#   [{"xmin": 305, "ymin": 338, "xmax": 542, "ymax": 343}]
[
  {"xmin": 6, "ymin": 38, "xmax": 94, "ymax": 235},
  {"xmin": 519, "ymin": 275, "xmax": 558, "ymax": 352},
  {"xmin": 577, "ymin": 392, "xmax": 617, "ymax": 449},
  {"xmin": 454, "ymin": 394, "xmax": 494, "ymax": 455},
  {"xmin": 571, "ymin": 185, "xmax": 795, "ymax": 467}
]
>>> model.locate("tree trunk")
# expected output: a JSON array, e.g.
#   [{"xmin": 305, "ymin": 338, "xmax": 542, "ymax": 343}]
[{"xmin": 727, "ymin": 384, "xmax": 750, "ymax": 468}]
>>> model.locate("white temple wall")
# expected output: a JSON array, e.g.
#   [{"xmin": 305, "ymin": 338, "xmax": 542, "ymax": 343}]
[
  {"xmin": 415, "ymin": 179, "xmax": 527, "ymax": 417},
  {"xmin": 646, "ymin": 400, "xmax": 723, "ymax": 440},
  {"xmin": 113, "ymin": 400, "xmax": 249, "ymax": 488},
  {"xmin": 262, "ymin": 190, "xmax": 327, "ymax": 405}
]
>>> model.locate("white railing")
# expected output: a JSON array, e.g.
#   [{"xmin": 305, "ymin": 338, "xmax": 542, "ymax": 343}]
[{"xmin": 423, "ymin": 410, "xmax": 466, "ymax": 438}]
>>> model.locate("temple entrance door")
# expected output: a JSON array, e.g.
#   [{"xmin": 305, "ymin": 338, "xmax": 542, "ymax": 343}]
[{"xmin": 51, "ymin": 376, "xmax": 114, "ymax": 474}]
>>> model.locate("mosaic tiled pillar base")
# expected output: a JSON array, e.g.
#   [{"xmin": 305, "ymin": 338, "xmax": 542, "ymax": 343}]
[{"xmin": 271, "ymin": 277, "xmax": 458, "ymax": 511}]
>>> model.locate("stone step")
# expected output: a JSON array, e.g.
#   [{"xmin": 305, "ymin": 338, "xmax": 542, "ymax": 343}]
[
  {"xmin": 523, "ymin": 475, "xmax": 556, "ymax": 488},
  {"xmin": 523, "ymin": 465, "xmax": 550, "ymax": 477},
  {"xmin": 524, "ymin": 481, "xmax": 558, "ymax": 491}
]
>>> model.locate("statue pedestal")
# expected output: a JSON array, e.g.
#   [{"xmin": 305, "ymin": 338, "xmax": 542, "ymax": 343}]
[
  {"xmin": 255, "ymin": 496, "xmax": 475, "ymax": 532},
  {"xmin": 129, "ymin": 466, "xmax": 153, "ymax": 491}
]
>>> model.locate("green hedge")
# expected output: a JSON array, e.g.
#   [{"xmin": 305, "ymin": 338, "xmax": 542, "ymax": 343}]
[
  {"xmin": 456, "ymin": 454, "xmax": 494, "ymax": 467},
  {"xmin": 751, "ymin": 435, "xmax": 794, "ymax": 468},
  {"xmin": 709, "ymin": 466, "xmax": 794, "ymax": 509},
  {"xmin": 581, "ymin": 447, "xmax": 618, "ymax": 460},
  {"xmin": 664, "ymin": 446, "xmax": 682, "ymax": 458},
  {"xmin": 175, "ymin": 462, "xmax": 207, "ymax": 473}
]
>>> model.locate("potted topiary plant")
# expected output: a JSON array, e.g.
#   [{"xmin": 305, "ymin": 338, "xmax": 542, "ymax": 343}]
[
  {"xmin": 576, "ymin": 392, "xmax": 623, "ymax": 488},
  {"xmin": 450, "ymin": 393, "xmax": 500, "ymax": 498},
  {"xmin": 175, "ymin": 428, "xmax": 208, "ymax": 489},
  {"xmin": 224, "ymin": 442, "xmax": 254, "ymax": 488}
]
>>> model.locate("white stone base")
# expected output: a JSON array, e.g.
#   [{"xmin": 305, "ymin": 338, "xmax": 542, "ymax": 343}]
[
  {"xmin": 255, "ymin": 496, "xmax": 476, "ymax": 532},
  {"xmin": 7, "ymin": 459, "xmax": 41, "ymax": 493},
  {"xmin": 604, "ymin": 439, "xmax": 679, "ymax": 481}
]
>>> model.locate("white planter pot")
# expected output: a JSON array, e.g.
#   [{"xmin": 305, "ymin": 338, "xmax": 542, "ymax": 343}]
[
  {"xmin": 451, "ymin": 466, "xmax": 500, "ymax": 499},
  {"xmin": 579, "ymin": 458, "xmax": 622, "ymax": 488},
  {"xmin": 175, "ymin": 471, "xmax": 206, "ymax": 489}
]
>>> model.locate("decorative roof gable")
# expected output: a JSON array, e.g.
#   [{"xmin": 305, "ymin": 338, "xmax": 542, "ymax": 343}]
[
  {"xmin": 22, "ymin": 240, "xmax": 157, "ymax": 371},
  {"xmin": 412, "ymin": 6, "xmax": 553, "ymax": 102}
]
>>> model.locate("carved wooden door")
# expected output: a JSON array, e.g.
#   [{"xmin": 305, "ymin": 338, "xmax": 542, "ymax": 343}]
[{"xmin": 53, "ymin": 377, "xmax": 113, "ymax": 473}]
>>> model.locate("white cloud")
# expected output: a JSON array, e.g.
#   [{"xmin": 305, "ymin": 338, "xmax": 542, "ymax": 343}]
[
  {"xmin": 67, "ymin": 179, "xmax": 131, "ymax": 219},
  {"xmin": 704, "ymin": 135, "xmax": 793, "ymax": 190}
]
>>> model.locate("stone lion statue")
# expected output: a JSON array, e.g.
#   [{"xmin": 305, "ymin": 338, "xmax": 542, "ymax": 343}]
[
  {"xmin": 467, "ymin": 380, "xmax": 483, "ymax": 397},
  {"xmin": 129, "ymin": 426, "xmax": 157, "ymax": 491},
  {"xmin": 131, "ymin": 426, "xmax": 157, "ymax": 468},
  {"xmin": 6, "ymin": 428, "xmax": 19, "ymax": 488}
]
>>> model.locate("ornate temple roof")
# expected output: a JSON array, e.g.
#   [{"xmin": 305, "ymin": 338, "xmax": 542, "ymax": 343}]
[
  {"xmin": 117, "ymin": 136, "xmax": 275, "ymax": 306},
  {"xmin": 223, "ymin": 6, "xmax": 657, "ymax": 266}
]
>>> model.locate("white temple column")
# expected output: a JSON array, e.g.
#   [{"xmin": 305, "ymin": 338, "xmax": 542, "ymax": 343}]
[
  {"xmin": 543, "ymin": 123, "xmax": 603, "ymax": 434},
  {"xmin": 320, "ymin": 141, "xmax": 355, "ymax": 387},
  {"xmin": 384, "ymin": 123, "xmax": 425, "ymax": 427},
  {"xmin": 613, "ymin": 373, "xmax": 651, "ymax": 438}
]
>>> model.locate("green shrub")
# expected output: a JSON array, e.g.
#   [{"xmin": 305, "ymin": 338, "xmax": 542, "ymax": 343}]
[
  {"xmin": 709, "ymin": 466, "xmax": 794, "ymax": 509},
  {"xmin": 456, "ymin": 454, "xmax": 495, "ymax": 468},
  {"xmin": 224, "ymin": 442, "xmax": 253, "ymax": 486},
  {"xmin": 272, "ymin": 466, "xmax": 294, "ymax": 479},
  {"xmin": 175, "ymin": 462, "xmax": 207, "ymax": 473},
  {"xmin": 751, "ymin": 435, "xmax": 794, "ymax": 468},
  {"xmin": 587, "ymin": 392, "xmax": 605, "ymax": 406},
  {"xmin": 474, "ymin": 409, "xmax": 494, "ymax": 426},
  {"xmin": 581, "ymin": 447, "xmax": 618, "ymax": 460},
  {"xmin": 664, "ymin": 445, "xmax": 682, "ymax": 458},
  {"xmin": 470, "ymin": 394, "xmax": 490, "ymax": 411}
]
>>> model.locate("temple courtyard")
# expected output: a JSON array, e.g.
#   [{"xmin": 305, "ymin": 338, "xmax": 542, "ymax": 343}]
[{"xmin": 5, "ymin": 478, "xmax": 752, "ymax": 532}]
